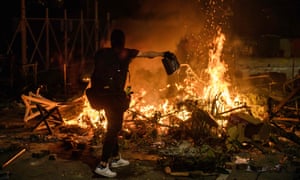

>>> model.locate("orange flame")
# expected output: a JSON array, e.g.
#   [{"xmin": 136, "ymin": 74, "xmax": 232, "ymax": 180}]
[
  {"xmin": 203, "ymin": 29, "xmax": 236, "ymax": 113},
  {"xmin": 66, "ymin": 95, "xmax": 107, "ymax": 129},
  {"xmin": 73, "ymin": 28, "xmax": 261, "ymax": 130}
]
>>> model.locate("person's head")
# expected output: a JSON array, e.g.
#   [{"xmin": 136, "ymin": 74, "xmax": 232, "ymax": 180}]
[{"xmin": 110, "ymin": 29, "xmax": 125, "ymax": 48}]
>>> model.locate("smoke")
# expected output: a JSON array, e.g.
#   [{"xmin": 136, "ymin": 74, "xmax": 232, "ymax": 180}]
[
  {"xmin": 107, "ymin": 0, "xmax": 229, "ymax": 104},
  {"xmin": 112, "ymin": 0, "xmax": 205, "ymax": 49}
]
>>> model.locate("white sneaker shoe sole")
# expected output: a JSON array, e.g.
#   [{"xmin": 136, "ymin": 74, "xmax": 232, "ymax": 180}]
[
  {"xmin": 111, "ymin": 159, "xmax": 130, "ymax": 168},
  {"xmin": 94, "ymin": 167, "xmax": 117, "ymax": 178}
]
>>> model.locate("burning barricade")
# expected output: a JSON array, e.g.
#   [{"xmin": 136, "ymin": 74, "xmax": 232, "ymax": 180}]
[{"xmin": 18, "ymin": 29, "xmax": 300, "ymax": 177}]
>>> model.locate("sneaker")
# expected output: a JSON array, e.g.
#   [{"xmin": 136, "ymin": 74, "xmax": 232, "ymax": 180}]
[
  {"xmin": 94, "ymin": 165, "xmax": 117, "ymax": 178},
  {"xmin": 111, "ymin": 157, "xmax": 130, "ymax": 168}
]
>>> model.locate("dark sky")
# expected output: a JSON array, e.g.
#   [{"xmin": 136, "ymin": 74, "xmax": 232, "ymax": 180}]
[
  {"xmin": 231, "ymin": 0, "xmax": 300, "ymax": 37},
  {"xmin": 1, "ymin": 0, "xmax": 299, "ymax": 33},
  {"xmin": 1, "ymin": 0, "xmax": 300, "ymax": 54}
]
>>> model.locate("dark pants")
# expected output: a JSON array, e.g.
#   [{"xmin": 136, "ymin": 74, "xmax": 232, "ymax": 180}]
[
  {"xmin": 100, "ymin": 96, "xmax": 124, "ymax": 162},
  {"xmin": 86, "ymin": 88, "xmax": 130, "ymax": 163}
]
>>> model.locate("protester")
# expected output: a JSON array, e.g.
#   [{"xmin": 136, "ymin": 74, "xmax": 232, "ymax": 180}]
[{"xmin": 86, "ymin": 28, "xmax": 176, "ymax": 178}]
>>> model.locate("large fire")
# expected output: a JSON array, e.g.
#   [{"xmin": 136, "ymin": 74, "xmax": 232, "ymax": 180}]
[
  {"xmin": 67, "ymin": 29, "xmax": 251, "ymax": 133},
  {"xmin": 202, "ymin": 29, "xmax": 244, "ymax": 119}
]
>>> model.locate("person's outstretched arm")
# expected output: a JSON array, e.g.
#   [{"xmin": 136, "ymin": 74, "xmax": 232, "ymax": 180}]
[{"xmin": 136, "ymin": 51, "xmax": 165, "ymax": 58}]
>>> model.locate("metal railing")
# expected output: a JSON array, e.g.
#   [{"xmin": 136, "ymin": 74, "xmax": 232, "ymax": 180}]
[{"xmin": 5, "ymin": 4, "xmax": 108, "ymax": 90}]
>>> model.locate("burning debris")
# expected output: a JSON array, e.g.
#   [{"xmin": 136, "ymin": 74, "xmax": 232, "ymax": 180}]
[{"xmin": 8, "ymin": 28, "xmax": 299, "ymax": 177}]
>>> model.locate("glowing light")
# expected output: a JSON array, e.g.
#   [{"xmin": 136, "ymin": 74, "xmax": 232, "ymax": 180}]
[
  {"xmin": 66, "ymin": 95, "xmax": 107, "ymax": 129},
  {"xmin": 71, "ymin": 28, "xmax": 262, "ymax": 135}
]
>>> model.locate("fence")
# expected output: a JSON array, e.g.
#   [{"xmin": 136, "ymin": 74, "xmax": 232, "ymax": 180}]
[{"xmin": 5, "ymin": 6, "xmax": 109, "ymax": 94}]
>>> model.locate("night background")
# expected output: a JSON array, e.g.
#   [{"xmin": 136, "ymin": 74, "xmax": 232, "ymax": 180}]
[
  {"xmin": 0, "ymin": 0, "xmax": 300, "ymax": 99},
  {"xmin": 1, "ymin": 0, "xmax": 300, "ymax": 41},
  {"xmin": 1, "ymin": 0, "xmax": 300, "ymax": 49},
  {"xmin": 1, "ymin": 2, "xmax": 300, "ymax": 180}
]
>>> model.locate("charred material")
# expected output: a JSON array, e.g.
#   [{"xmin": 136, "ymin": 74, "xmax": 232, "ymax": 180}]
[{"xmin": 268, "ymin": 86, "xmax": 300, "ymax": 145}]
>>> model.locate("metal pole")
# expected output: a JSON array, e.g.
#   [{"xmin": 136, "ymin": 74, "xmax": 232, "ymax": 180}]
[
  {"xmin": 106, "ymin": 12, "xmax": 111, "ymax": 43},
  {"xmin": 64, "ymin": 10, "xmax": 68, "ymax": 94},
  {"xmin": 21, "ymin": 0, "xmax": 27, "ymax": 65},
  {"xmin": 81, "ymin": 11, "xmax": 84, "ymax": 62},
  {"xmin": 2, "ymin": 148, "xmax": 26, "ymax": 169},
  {"xmin": 46, "ymin": 8, "xmax": 50, "ymax": 70},
  {"xmin": 95, "ymin": 0, "xmax": 99, "ymax": 51}
]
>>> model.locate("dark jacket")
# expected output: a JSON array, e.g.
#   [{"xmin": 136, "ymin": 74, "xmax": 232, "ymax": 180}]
[
  {"xmin": 86, "ymin": 47, "xmax": 139, "ymax": 111},
  {"xmin": 91, "ymin": 48, "xmax": 139, "ymax": 92}
]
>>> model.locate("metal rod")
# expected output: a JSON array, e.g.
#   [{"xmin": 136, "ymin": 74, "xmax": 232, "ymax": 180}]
[
  {"xmin": 2, "ymin": 148, "xmax": 26, "ymax": 169},
  {"xmin": 21, "ymin": 0, "xmax": 27, "ymax": 65}
]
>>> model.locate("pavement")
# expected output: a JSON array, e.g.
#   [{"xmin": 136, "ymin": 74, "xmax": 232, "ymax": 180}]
[
  {"xmin": 0, "ymin": 101, "xmax": 300, "ymax": 180},
  {"xmin": 0, "ymin": 102, "xmax": 187, "ymax": 180}
]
